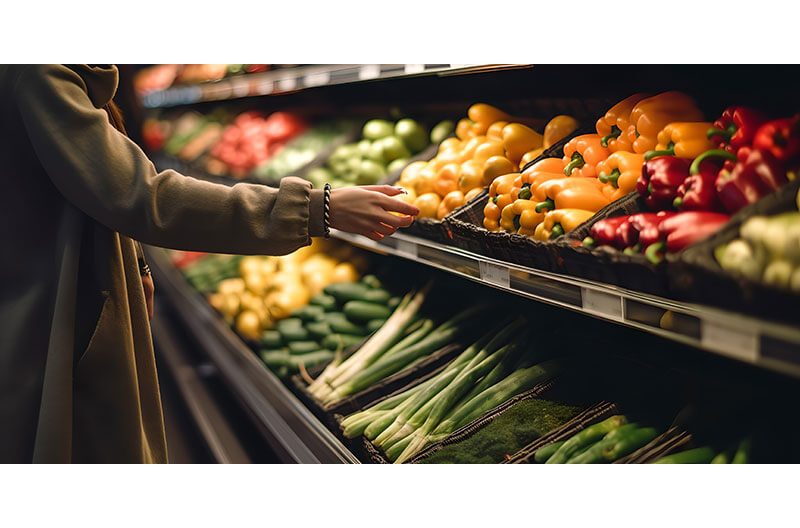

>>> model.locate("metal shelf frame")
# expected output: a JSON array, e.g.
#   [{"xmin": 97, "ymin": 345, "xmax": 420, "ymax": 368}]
[
  {"xmin": 141, "ymin": 64, "xmax": 527, "ymax": 108},
  {"xmin": 331, "ymin": 229, "xmax": 800, "ymax": 380},
  {"xmin": 147, "ymin": 247, "xmax": 359, "ymax": 464}
]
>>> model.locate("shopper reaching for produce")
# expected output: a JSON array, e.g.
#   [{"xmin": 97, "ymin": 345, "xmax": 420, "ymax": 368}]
[{"xmin": 0, "ymin": 64, "xmax": 418, "ymax": 464}]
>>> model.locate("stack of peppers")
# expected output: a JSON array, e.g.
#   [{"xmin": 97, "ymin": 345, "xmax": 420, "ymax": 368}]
[
  {"xmin": 486, "ymin": 91, "xmax": 708, "ymax": 242},
  {"xmin": 583, "ymin": 108, "xmax": 799, "ymax": 263}
]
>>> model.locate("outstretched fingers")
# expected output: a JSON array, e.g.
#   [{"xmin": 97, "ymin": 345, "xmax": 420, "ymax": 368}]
[
  {"xmin": 380, "ymin": 195, "xmax": 420, "ymax": 217},
  {"xmin": 361, "ymin": 185, "xmax": 407, "ymax": 196}
]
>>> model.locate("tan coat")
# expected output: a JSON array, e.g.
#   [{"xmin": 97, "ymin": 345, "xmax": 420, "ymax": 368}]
[{"xmin": 0, "ymin": 65, "xmax": 325, "ymax": 463}]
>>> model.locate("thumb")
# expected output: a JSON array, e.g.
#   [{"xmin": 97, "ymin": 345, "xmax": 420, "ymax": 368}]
[{"xmin": 360, "ymin": 185, "xmax": 407, "ymax": 196}]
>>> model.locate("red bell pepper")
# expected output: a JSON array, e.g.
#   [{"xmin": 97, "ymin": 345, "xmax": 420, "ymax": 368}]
[
  {"xmin": 584, "ymin": 216, "xmax": 630, "ymax": 249},
  {"xmin": 638, "ymin": 157, "xmax": 691, "ymax": 209},
  {"xmin": 707, "ymin": 107, "xmax": 768, "ymax": 154},
  {"xmin": 644, "ymin": 211, "xmax": 730, "ymax": 263},
  {"xmin": 713, "ymin": 148, "xmax": 788, "ymax": 213},
  {"xmin": 673, "ymin": 152, "xmax": 730, "ymax": 212},
  {"xmin": 753, "ymin": 115, "xmax": 800, "ymax": 164}
]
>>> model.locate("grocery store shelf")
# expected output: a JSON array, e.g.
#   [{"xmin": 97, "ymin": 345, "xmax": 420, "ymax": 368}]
[
  {"xmin": 141, "ymin": 64, "xmax": 527, "ymax": 108},
  {"xmin": 330, "ymin": 229, "xmax": 800, "ymax": 380},
  {"xmin": 147, "ymin": 247, "xmax": 359, "ymax": 464}
]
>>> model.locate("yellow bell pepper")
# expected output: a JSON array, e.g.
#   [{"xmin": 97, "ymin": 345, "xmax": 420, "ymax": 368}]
[
  {"xmin": 499, "ymin": 201, "xmax": 518, "ymax": 232},
  {"xmin": 456, "ymin": 118, "xmax": 475, "ymax": 141},
  {"xmin": 595, "ymin": 93, "xmax": 650, "ymax": 152},
  {"xmin": 562, "ymin": 134, "xmax": 610, "ymax": 178},
  {"xmin": 484, "ymin": 172, "xmax": 520, "ymax": 230},
  {"xmin": 510, "ymin": 199, "xmax": 544, "ymax": 236},
  {"xmin": 486, "ymin": 121, "xmax": 509, "ymax": 142},
  {"xmin": 532, "ymin": 177, "xmax": 614, "ymax": 214},
  {"xmin": 483, "ymin": 155, "xmax": 516, "ymax": 187},
  {"xmin": 595, "ymin": 151, "xmax": 645, "ymax": 201},
  {"xmin": 644, "ymin": 122, "xmax": 716, "ymax": 161},
  {"xmin": 533, "ymin": 208, "xmax": 596, "ymax": 241},
  {"xmin": 543, "ymin": 115, "xmax": 579, "ymax": 149},
  {"xmin": 502, "ymin": 123, "xmax": 544, "ymax": 164},
  {"xmin": 469, "ymin": 103, "xmax": 510, "ymax": 127},
  {"xmin": 625, "ymin": 92, "xmax": 705, "ymax": 154},
  {"xmin": 519, "ymin": 148, "xmax": 545, "ymax": 169}
]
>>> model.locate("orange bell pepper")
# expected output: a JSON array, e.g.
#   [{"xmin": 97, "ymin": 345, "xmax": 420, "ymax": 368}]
[
  {"xmin": 533, "ymin": 209, "xmax": 596, "ymax": 241},
  {"xmin": 595, "ymin": 93, "xmax": 650, "ymax": 152},
  {"xmin": 510, "ymin": 199, "xmax": 544, "ymax": 236},
  {"xmin": 543, "ymin": 115, "xmax": 579, "ymax": 149},
  {"xmin": 596, "ymin": 152, "xmax": 645, "ymax": 201},
  {"xmin": 518, "ymin": 158, "xmax": 568, "ymax": 201},
  {"xmin": 562, "ymin": 134, "xmax": 610, "ymax": 178},
  {"xmin": 644, "ymin": 122, "xmax": 716, "ymax": 161},
  {"xmin": 625, "ymin": 92, "xmax": 705, "ymax": 154},
  {"xmin": 499, "ymin": 201, "xmax": 518, "ymax": 232},
  {"xmin": 484, "ymin": 172, "xmax": 521, "ymax": 230},
  {"xmin": 532, "ymin": 177, "xmax": 615, "ymax": 214}
]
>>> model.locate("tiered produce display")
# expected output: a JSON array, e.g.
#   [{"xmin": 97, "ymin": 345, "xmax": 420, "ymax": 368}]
[{"xmin": 143, "ymin": 66, "xmax": 800, "ymax": 464}]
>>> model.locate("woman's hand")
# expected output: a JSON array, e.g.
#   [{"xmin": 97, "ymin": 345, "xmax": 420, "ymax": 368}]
[{"xmin": 329, "ymin": 185, "xmax": 419, "ymax": 241}]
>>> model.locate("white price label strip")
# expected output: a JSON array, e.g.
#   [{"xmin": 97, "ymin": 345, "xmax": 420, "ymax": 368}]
[
  {"xmin": 404, "ymin": 64, "xmax": 425, "ymax": 74},
  {"xmin": 581, "ymin": 288, "xmax": 623, "ymax": 321},
  {"xmin": 701, "ymin": 320, "xmax": 759, "ymax": 363},
  {"xmin": 359, "ymin": 65, "xmax": 381, "ymax": 80},
  {"xmin": 277, "ymin": 77, "xmax": 298, "ymax": 92},
  {"xmin": 304, "ymin": 71, "xmax": 330, "ymax": 87},
  {"xmin": 395, "ymin": 240, "xmax": 418, "ymax": 259},
  {"xmin": 480, "ymin": 261, "xmax": 510, "ymax": 288}
]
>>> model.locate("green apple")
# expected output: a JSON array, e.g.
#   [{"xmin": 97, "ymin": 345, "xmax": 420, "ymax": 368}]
[
  {"xmin": 357, "ymin": 139, "xmax": 372, "ymax": 157},
  {"xmin": 357, "ymin": 159, "xmax": 387, "ymax": 185},
  {"xmin": 430, "ymin": 120, "xmax": 455, "ymax": 144},
  {"xmin": 366, "ymin": 140, "xmax": 385, "ymax": 162},
  {"xmin": 362, "ymin": 119, "xmax": 394, "ymax": 141},
  {"xmin": 305, "ymin": 167, "xmax": 332, "ymax": 189},
  {"xmin": 387, "ymin": 158, "xmax": 410, "ymax": 174},
  {"xmin": 331, "ymin": 143, "xmax": 358, "ymax": 162},
  {"xmin": 379, "ymin": 136, "xmax": 411, "ymax": 163},
  {"xmin": 395, "ymin": 118, "xmax": 428, "ymax": 153},
  {"xmin": 328, "ymin": 157, "xmax": 349, "ymax": 177}
]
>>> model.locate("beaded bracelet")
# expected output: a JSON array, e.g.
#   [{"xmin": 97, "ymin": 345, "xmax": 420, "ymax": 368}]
[{"xmin": 323, "ymin": 183, "xmax": 332, "ymax": 238}]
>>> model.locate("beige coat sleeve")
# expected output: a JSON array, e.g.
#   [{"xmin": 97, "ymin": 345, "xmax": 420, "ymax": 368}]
[{"xmin": 12, "ymin": 64, "xmax": 325, "ymax": 255}]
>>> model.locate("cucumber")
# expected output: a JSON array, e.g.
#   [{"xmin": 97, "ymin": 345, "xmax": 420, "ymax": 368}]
[
  {"xmin": 306, "ymin": 321, "xmax": 332, "ymax": 341},
  {"xmin": 361, "ymin": 274, "xmax": 383, "ymax": 289},
  {"xmin": 261, "ymin": 330, "xmax": 283, "ymax": 348},
  {"xmin": 279, "ymin": 325, "xmax": 310, "ymax": 343},
  {"xmin": 653, "ymin": 446, "xmax": 716, "ymax": 464},
  {"xmin": 322, "ymin": 333, "xmax": 364, "ymax": 351},
  {"xmin": 326, "ymin": 313, "xmax": 368, "ymax": 336},
  {"xmin": 310, "ymin": 294, "xmax": 337, "ymax": 311},
  {"xmin": 323, "ymin": 282, "xmax": 372, "ymax": 304},
  {"xmin": 288, "ymin": 340, "xmax": 323, "ymax": 355},
  {"xmin": 366, "ymin": 318, "xmax": 387, "ymax": 333},
  {"xmin": 388, "ymin": 296, "xmax": 401, "ymax": 309},
  {"xmin": 343, "ymin": 300, "xmax": 392, "ymax": 322},
  {"xmin": 362, "ymin": 289, "xmax": 392, "ymax": 304},
  {"xmin": 260, "ymin": 349, "xmax": 334, "ymax": 373},
  {"xmin": 534, "ymin": 440, "xmax": 566, "ymax": 463},
  {"xmin": 260, "ymin": 348, "xmax": 290, "ymax": 368},
  {"xmin": 276, "ymin": 317, "xmax": 304, "ymax": 331},
  {"xmin": 291, "ymin": 305, "xmax": 325, "ymax": 322}
]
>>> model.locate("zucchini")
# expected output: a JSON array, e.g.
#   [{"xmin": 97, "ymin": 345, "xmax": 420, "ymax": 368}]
[
  {"xmin": 653, "ymin": 446, "xmax": 716, "ymax": 464},
  {"xmin": 310, "ymin": 294, "xmax": 337, "ymax": 311},
  {"xmin": 326, "ymin": 313, "xmax": 368, "ymax": 336},
  {"xmin": 260, "ymin": 349, "xmax": 334, "ymax": 373},
  {"xmin": 601, "ymin": 426, "xmax": 660, "ymax": 462},
  {"xmin": 566, "ymin": 424, "xmax": 644, "ymax": 464},
  {"xmin": 291, "ymin": 305, "xmax": 325, "ymax": 322},
  {"xmin": 279, "ymin": 325, "xmax": 310, "ymax": 343},
  {"xmin": 534, "ymin": 440, "xmax": 566, "ymax": 463},
  {"xmin": 288, "ymin": 340, "xmax": 323, "ymax": 355},
  {"xmin": 322, "ymin": 333, "xmax": 364, "ymax": 351},
  {"xmin": 343, "ymin": 300, "xmax": 392, "ymax": 322},
  {"xmin": 366, "ymin": 318, "xmax": 387, "ymax": 333},
  {"xmin": 306, "ymin": 321, "xmax": 333, "ymax": 341},
  {"xmin": 260, "ymin": 348, "xmax": 290, "ymax": 368},
  {"xmin": 261, "ymin": 330, "xmax": 283, "ymax": 348}
]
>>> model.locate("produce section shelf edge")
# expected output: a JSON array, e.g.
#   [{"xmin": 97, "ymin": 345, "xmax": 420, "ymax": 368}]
[{"xmin": 330, "ymin": 229, "xmax": 800, "ymax": 380}]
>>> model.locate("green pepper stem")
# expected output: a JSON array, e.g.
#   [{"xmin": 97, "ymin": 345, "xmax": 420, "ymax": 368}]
[
  {"xmin": 673, "ymin": 196, "xmax": 684, "ymax": 209},
  {"xmin": 600, "ymin": 126, "xmax": 621, "ymax": 147},
  {"xmin": 564, "ymin": 152, "xmax": 585, "ymax": 175},
  {"xmin": 582, "ymin": 236, "xmax": 595, "ymax": 248},
  {"xmin": 535, "ymin": 198, "xmax": 555, "ymax": 213},
  {"xmin": 513, "ymin": 215, "xmax": 521, "ymax": 232},
  {"xmin": 492, "ymin": 196, "xmax": 498, "ymax": 204},
  {"xmin": 647, "ymin": 183, "xmax": 654, "ymax": 195},
  {"xmin": 706, "ymin": 123, "xmax": 737, "ymax": 141},
  {"xmin": 689, "ymin": 149, "xmax": 738, "ymax": 175},
  {"xmin": 518, "ymin": 183, "xmax": 532, "ymax": 200},
  {"xmin": 598, "ymin": 168, "xmax": 621, "ymax": 188},
  {"xmin": 644, "ymin": 142, "xmax": 675, "ymax": 161},
  {"xmin": 644, "ymin": 241, "xmax": 666, "ymax": 264},
  {"xmin": 549, "ymin": 223, "xmax": 564, "ymax": 240}
]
